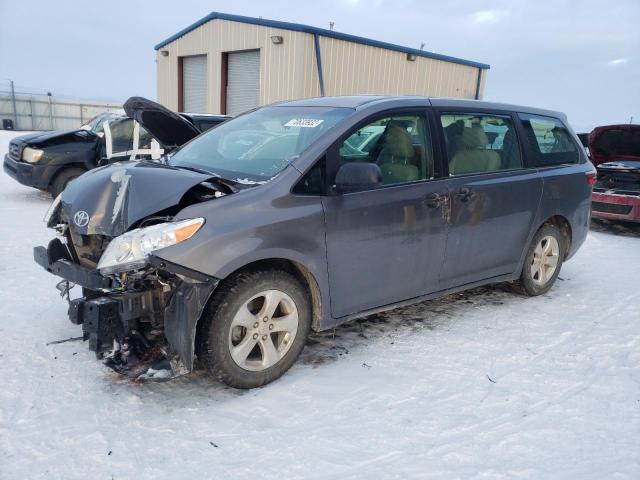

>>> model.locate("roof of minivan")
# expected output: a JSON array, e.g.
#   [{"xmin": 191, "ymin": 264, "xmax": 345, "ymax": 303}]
[{"xmin": 275, "ymin": 96, "xmax": 566, "ymax": 119}]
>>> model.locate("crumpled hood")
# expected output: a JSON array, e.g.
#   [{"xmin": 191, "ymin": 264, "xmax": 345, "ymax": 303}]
[{"xmin": 60, "ymin": 161, "xmax": 215, "ymax": 237}]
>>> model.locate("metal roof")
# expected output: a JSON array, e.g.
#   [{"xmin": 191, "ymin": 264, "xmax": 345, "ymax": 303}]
[
  {"xmin": 273, "ymin": 95, "xmax": 564, "ymax": 118},
  {"xmin": 154, "ymin": 12, "xmax": 490, "ymax": 70}
]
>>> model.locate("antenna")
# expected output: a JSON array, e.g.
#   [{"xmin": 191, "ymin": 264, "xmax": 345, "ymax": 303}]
[
  {"xmin": 420, "ymin": 42, "xmax": 425, "ymax": 50},
  {"xmin": 329, "ymin": 21, "xmax": 335, "ymax": 31}
]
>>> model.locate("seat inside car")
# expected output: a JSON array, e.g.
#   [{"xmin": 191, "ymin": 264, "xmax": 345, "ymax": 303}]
[
  {"xmin": 376, "ymin": 123, "xmax": 420, "ymax": 183},
  {"xmin": 449, "ymin": 125, "xmax": 500, "ymax": 175}
]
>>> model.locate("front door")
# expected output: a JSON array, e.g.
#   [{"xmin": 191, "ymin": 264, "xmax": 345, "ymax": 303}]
[
  {"xmin": 436, "ymin": 111, "xmax": 543, "ymax": 289},
  {"xmin": 323, "ymin": 112, "xmax": 449, "ymax": 318}
]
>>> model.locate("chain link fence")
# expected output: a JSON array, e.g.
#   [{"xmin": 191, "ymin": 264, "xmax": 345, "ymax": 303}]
[{"xmin": 0, "ymin": 81, "xmax": 123, "ymax": 131}]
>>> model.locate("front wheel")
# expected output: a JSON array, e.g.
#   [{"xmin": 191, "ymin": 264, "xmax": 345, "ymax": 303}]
[
  {"xmin": 515, "ymin": 224, "xmax": 565, "ymax": 296},
  {"xmin": 198, "ymin": 269, "xmax": 311, "ymax": 389}
]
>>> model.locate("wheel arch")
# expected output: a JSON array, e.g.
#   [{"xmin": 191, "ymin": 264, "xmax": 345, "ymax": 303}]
[
  {"xmin": 218, "ymin": 258, "xmax": 323, "ymax": 331},
  {"xmin": 191, "ymin": 256, "xmax": 324, "ymax": 370},
  {"xmin": 540, "ymin": 214, "xmax": 572, "ymax": 259},
  {"xmin": 46, "ymin": 163, "xmax": 88, "ymax": 190}
]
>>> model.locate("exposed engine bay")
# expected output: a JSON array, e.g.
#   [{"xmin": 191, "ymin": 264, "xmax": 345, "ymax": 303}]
[{"xmin": 34, "ymin": 161, "xmax": 236, "ymax": 380}]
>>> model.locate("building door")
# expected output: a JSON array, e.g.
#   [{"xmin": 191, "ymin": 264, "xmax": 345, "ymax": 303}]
[
  {"xmin": 182, "ymin": 55, "xmax": 207, "ymax": 112},
  {"xmin": 226, "ymin": 50, "xmax": 260, "ymax": 116}
]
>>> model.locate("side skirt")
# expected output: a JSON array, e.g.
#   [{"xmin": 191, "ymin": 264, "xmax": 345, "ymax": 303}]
[{"xmin": 322, "ymin": 273, "xmax": 517, "ymax": 330}]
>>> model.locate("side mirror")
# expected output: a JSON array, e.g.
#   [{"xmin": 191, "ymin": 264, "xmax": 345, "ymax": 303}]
[{"xmin": 335, "ymin": 162, "xmax": 382, "ymax": 193}]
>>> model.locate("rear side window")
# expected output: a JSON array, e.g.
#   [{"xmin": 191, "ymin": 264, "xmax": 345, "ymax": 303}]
[
  {"xmin": 440, "ymin": 113, "xmax": 522, "ymax": 175},
  {"xmin": 519, "ymin": 114, "xmax": 579, "ymax": 166}
]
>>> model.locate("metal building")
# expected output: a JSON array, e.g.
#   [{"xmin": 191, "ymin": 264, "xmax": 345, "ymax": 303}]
[{"xmin": 155, "ymin": 12, "xmax": 490, "ymax": 116}]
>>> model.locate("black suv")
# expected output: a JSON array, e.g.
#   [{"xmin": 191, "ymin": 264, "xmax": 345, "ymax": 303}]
[{"xmin": 4, "ymin": 97, "xmax": 229, "ymax": 196}]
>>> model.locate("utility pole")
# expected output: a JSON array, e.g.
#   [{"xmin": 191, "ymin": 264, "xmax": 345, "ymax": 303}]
[
  {"xmin": 10, "ymin": 80, "xmax": 18, "ymax": 127},
  {"xmin": 47, "ymin": 92, "xmax": 54, "ymax": 130}
]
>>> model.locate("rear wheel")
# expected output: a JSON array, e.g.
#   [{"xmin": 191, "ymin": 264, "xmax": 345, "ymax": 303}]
[
  {"xmin": 515, "ymin": 224, "xmax": 565, "ymax": 296},
  {"xmin": 198, "ymin": 269, "xmax": 311, "ymax": 389},
  {"xmin": 49, "ymin": 168, "xmax": 85, "ymax": 197}
]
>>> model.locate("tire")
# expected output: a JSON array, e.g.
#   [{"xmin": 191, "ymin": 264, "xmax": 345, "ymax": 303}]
[
  {"xmin": 198, "ymin": 269, "xmax": 311, "ymax": 389},
  {"xmin": 515, "ymin": 223, "xmax": 565, "ymax": 296},
  {"xmin": 49, "ymin": 168, "xmax": 85, "ymax": 197}
]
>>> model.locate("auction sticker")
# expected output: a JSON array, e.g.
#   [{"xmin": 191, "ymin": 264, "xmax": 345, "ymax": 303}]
[{"xmin": 284, "ymin": 118, "xmax": 324, "ymax": 128}]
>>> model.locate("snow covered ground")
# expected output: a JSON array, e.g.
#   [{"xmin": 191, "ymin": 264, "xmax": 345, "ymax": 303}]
[{"xmin": 0, "ymin": 130, "xmax": 638, "ymax": 480}]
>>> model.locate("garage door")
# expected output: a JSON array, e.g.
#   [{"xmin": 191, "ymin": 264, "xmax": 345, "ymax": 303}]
[
  {"xmin": 226, "ymin": 50, "xmax": 260, "ymax": 116},
  {"xmin": 183, "ymin": 55, "xmax": 207, "ymax": 113}
]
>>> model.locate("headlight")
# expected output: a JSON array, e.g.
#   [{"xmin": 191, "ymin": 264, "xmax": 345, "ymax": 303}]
[
  {"xmin": 22, "ymin": 147, "xmax": 44, "ymax": 163},
  {"xmin": 97, "ymin": 218, "xmax": 204, "ymax": 275}
]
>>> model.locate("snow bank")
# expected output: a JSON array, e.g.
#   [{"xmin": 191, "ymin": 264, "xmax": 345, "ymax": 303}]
[{"xmin": 0, "ymin": 130, "xmax": 638, "ymax": 480}]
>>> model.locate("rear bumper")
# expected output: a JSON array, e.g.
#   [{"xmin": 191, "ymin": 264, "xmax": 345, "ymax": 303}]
[{"xmin": 591, "ymin": 191, "xmax": 640, "ymax": 222}]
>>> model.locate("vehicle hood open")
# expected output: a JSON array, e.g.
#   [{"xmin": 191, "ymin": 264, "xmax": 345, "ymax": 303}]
[
  {"xmin": 123, "ymin": 96, "xmax": 201, "ymax": 149},
  {"xmin": 588, "ymin": 124, "xmax": 640, "ymax": 166},
  {"xmin": 58, "ymin": 161, "xmax": 219, "ymax": 237}
]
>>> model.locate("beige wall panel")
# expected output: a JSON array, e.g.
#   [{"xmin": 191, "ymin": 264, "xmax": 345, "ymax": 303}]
[
  {"xmin": 318, "ymin": 36, "xmax": 479, "ymax": 99},
  {"xmin": 157, "ymin": 19, "xmax": 486, "ymax": 113}
]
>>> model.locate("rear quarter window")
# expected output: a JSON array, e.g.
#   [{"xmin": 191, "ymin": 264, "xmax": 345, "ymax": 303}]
[{"xmin": 519, "ymin": 113, "xmax": 579, "ymax": 166}]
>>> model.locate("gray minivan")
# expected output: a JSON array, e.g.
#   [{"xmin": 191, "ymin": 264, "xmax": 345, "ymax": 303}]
[{"xmin": 35, "ymin": 96, "xmax": 595, "ymax": 388}]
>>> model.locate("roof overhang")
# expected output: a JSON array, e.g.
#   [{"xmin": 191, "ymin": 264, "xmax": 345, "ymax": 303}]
[{"xmin": 154, "ymin": 11, "xmax": 490, "ymax": 70}]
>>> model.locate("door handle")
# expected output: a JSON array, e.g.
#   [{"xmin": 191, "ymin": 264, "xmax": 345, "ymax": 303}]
[
  {"xmin": 455, "ymin": 187, "xmax": 475, "ymax": 202},
  {"xmin": 424, "ymin": 192, "xmax": 444, "ymax": 208}
]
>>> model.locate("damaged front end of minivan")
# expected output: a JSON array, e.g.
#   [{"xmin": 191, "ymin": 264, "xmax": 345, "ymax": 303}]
[{"xmin": 34, "ymin": 161, "xmax": 234, "ymax": 378}]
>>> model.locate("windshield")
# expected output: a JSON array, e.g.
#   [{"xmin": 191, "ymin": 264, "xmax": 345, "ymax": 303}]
[
  {"xmin": 81, "ymin": 112, "xmax": 121, "ymax": 133},
  {"xmin": 169, "ymin": 106, "xmax": 353, "ymax": 181}
]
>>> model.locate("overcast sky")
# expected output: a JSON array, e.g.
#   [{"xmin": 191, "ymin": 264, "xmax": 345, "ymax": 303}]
[{"xmin": 1, "ymin": 0, "xmax": 638, "ymax": 131}]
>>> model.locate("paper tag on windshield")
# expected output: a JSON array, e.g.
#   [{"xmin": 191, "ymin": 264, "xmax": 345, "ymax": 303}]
[{"xmin": 284, "ymin": 118, "xmax": 324, "ymax": 128}]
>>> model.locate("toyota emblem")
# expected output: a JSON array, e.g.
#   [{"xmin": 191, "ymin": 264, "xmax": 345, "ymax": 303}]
[{"xmin": 73, "ymin": 210, "xmax": 90, "ymax": 227}]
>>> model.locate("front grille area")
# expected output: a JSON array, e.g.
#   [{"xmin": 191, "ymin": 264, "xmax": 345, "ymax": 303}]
[
  {"xmin": 8, "ymin": 142, "xmax": 21, "ymax": 161},
  {"xmin": 592, "ymin": 201, "xmax": 633, "ymax": 215}
]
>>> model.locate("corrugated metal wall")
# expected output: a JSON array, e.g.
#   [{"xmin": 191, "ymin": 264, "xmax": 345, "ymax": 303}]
[
  {"xmin": 156, "ymin": 19, "xmax": 486, "ymax": 114},
  {"xmin": 318, "ymin": 36, "xmax": 480, "ymax": 99}
]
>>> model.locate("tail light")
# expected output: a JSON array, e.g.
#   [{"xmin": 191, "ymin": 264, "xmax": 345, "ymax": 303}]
[{"xmin": 586, "ymin": 171, "xmax": 597, "ymax": 186}]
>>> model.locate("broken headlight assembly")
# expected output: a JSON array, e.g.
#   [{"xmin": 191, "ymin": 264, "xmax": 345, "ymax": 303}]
[{"xmin": 97, "ymin": 218, "xmax": 204, "ymax": 275}]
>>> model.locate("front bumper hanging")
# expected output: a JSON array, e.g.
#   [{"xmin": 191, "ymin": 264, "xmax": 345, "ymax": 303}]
[{"xmin": 34, "ymin": 239, "xmax": 218, "ymax": 369}]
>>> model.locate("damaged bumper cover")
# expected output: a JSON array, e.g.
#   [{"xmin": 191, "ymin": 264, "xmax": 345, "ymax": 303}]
[
  {"xmin": 34, "ymin": 240, "xmax": 219, "ymax": 371},
  {"xmin": 591, "ymin": 191, "xmax": 640, "ymax": 222}
]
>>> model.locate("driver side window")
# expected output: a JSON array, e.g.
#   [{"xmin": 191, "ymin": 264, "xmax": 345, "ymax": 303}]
[{"xmin": 339, "ymin": 114, "xmax": 432, "ymax": 186}]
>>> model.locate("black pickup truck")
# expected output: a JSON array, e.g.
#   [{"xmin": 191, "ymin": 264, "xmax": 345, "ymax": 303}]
[{"xmin": 4, "ymin": 97, "xmax": 229, "ymax": 196}]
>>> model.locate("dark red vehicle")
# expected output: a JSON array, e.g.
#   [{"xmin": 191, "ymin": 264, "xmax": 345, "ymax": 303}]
[{"xmin": 588, "ymin": 124, "xmax": 640, "ymax": 222}]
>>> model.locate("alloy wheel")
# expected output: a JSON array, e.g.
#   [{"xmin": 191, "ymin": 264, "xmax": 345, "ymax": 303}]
[
  {"xmin": 228, "ymin": 289, "xmax": 299, "ymax": 371},
  {"xmin": 530, "ymin": 235, "xmax": 560, "ymax": 286}
]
